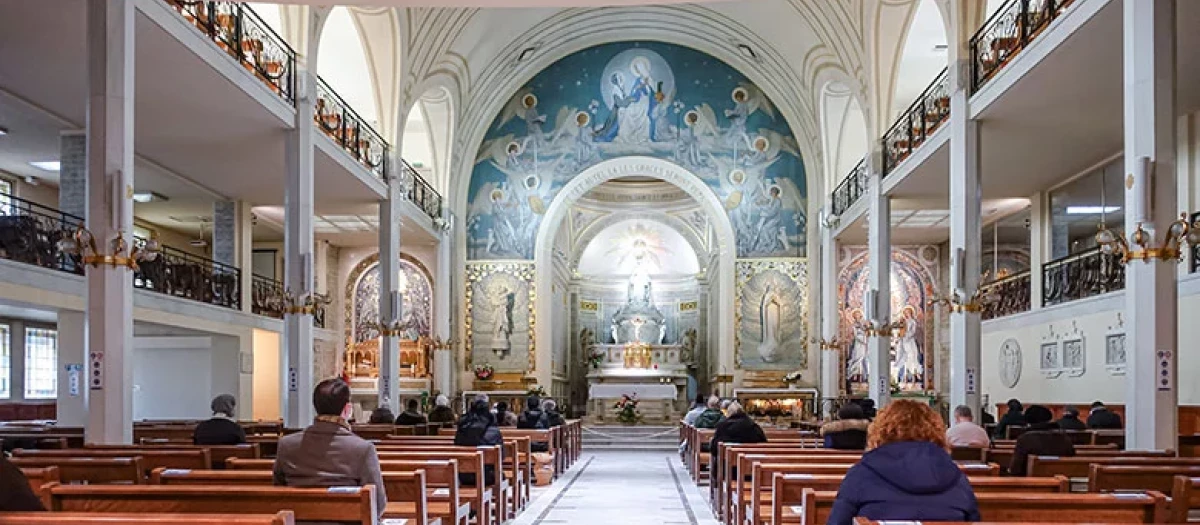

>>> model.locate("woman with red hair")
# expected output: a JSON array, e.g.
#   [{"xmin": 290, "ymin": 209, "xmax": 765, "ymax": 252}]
[{"xmin": 827, "ymin": 400, "xmax": 980, "ymax": 525}]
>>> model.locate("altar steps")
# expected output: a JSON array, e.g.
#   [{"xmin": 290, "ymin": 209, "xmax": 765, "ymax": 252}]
[{"xmin": 581, "ymin": 425, "xmax": 679, "ymax": 451}]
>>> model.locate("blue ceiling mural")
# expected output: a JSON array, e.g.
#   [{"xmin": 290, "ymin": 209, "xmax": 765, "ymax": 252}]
[{"xmin": 466, "ymin": 41, "xmax": 807, "ymax": 261}]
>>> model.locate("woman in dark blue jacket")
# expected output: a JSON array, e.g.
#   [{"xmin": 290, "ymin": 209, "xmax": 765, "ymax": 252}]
[{"xmin": 828, "ymin": 400, "xmax": 980, "ymax": 525}]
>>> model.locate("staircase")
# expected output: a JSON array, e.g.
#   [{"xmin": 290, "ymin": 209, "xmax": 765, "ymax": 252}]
[{"xmin": 582, "ymin": 425, "xmax": 679, "ymax": 451}]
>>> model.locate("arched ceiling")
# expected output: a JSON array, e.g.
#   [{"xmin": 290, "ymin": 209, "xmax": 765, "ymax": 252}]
[{"xmin": 259, "ymin": 0, "xmax": 721, "ymax": 5}]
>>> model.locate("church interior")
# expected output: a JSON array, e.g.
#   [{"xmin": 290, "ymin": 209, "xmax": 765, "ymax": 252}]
[{"xmin": 1, "ymin": 0, "xmax": 1199, "ymax": 523}]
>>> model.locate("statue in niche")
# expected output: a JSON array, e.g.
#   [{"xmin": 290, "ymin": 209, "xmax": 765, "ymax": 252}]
[
  {"xmin": 488, "ymin": 283, "xmax": 515, "ymax": 356},
  {"xmin": 846, "ymin": 309, "xmax": 869, "ymax": 383},
  {"xmin": 757, "ymin": 285, "xmax": 781, "ymax": 363},
  {"xmin": 894, "ymin": 306, "xmax": 924, "ymax": 385},
  {"xmin": 680, "ymin": 328, "xmax": 697, "ymax": 362}
]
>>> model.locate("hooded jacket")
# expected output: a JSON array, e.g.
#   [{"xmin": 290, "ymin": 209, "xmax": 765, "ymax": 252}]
[
  {"xmin": 820, "ymin": 419, "xmax": 871, "ymax": 450},
  {"xmin": 827, "ymin": 441, "xmax": 980, "ymax": 525},
  {"xmin": 694, "ymin": 408, "xmax": 725, "ymax": 429},
  {"xmin": 518, "ymin": 396, "xmax": 548, "ymax": 429}
]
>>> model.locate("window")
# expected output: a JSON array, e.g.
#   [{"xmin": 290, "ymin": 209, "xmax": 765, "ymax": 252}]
[
  {"xmin": 0, "ymin": 324, "xmax": 9, "ymax": 399},
  {"xmin": 24, "ymin": 327, "xmax": 57, "ymax": 399},
  {"xmin": 0, "ymin": 178, "xmax": 11, "ymax": 215},
  {"xmin": 982, "ymin": 207, "xmax": 1032, "ymax": 282},
  {"xmin": 1049, "ymin": 158, "xmax": 1125, "ymax": 259}
]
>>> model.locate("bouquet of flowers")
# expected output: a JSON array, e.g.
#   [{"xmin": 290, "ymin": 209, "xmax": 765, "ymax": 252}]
[
  {"xmin": 526, "ymin": 386, "xmax": 546, "ymax": 398},
  {"xmin": 613, "ymin": 394, "xmax": 642, "ymax": 425},
  {"xmin": 586, "ymin": 348, "xmax": 604, "ymax": 369},
  {"xmin": 473, "ymin": 364, "xmax": 495, "ymax": 380}
]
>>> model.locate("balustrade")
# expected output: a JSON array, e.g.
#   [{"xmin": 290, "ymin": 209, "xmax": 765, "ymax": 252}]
[
  {"xmin": 0, "ymin": 193, "xmax": 83, "ymax": 274},
  {"xmin": 980, "ymin": 271, "xmax": 1031, "ymax": 320},
  {"xmin": 251, "ymin": 274, "xmax": 285, "ymax": 319},
  {"xmin": 164, "ymin": 1, "xmax": 296, "ymax": 102},
  {"xmin": 1042, "ymin": 247, "xmax": 1123, "ymax": 307},
  {"xmin": 970, "ymin": 0, "xmax": 1076, "ymax": 91},
  {"xmin": 398, "ymin": 160, "xmax": 444, "ymax": 222},
  {"xmin": 133, "ymin": 241, "xmax": 241, "ymax": 310},
  {"xmin": 882, "ymin": 67, "xmax": 950, "ymax": 175},
  {"xmin": 831, "ymin": 158, "xmax": 868, "ymax": 216},
  {"xmin": 314, "ymin": 76, "xmax": 389, "ymax": 181}
]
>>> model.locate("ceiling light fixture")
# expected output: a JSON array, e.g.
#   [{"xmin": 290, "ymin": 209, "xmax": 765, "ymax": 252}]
[
  {"xmin": 132, "ymin": 191, "xmax": 169, "ymax": 203},
  {"xmin": 29, "ymin": 161, "xmax": 60, "ymax": 172},
  {"xmin": 23, "ymin": 175, "xmax": 39, "ymax": 186},
  {"xmin": 0, "ymin": 127, "xmax": 8, "ymax": 136},
  {"xmin": 1067, "ymin": 206, "xmax": 1120, "ymax": 215}
]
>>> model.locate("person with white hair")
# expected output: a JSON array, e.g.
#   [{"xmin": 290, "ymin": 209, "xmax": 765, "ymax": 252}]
[
  {"xmin": 428, "ymin": 394, "xmax": 456, "ymax": 424},
  {"xmin": 541, "ymin": 398, "xmax": 565, "ymax": 427},
  {"xmin": 695, "ymin": 395, "xmax": 725, "ymax": 429},
  {"xmin": 193, "ymin": 393, "xmax": 246, "ymax": 445},
  {"xmin": 708, "ymin": 401, "xmax": 767, "ymax": 474}
]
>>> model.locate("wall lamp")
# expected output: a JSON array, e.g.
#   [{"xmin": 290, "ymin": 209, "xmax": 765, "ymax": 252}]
[
  {"xmin": 56, "ymin": 226, "xmax": 160, "ymax": 270},
  {"xmin": 282, "ymin": 289, "xmax": 330, "ymax": 316},
  {"xmin": 928, "ymin": 288, "xmax": 987, "ymax": 314},
  {"xmin": 1096, "ymin": 213, "xmax": 1199, "ymax": 264}
]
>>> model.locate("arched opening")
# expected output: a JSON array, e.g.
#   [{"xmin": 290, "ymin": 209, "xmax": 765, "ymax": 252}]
[
  {"xmin": 317, "ymin": 7, "xmax": 379, "ymax": 127},
  {"xmin": 891, "ymin": 0, "xmax": 950, "ymax": 121},
  {"xmin": 401, "ymin": 87, "xmax": 455, "ymax": 195},
  {"xmin": 819, "ymin": 81, "xmax": 868, "ymax": 192}
]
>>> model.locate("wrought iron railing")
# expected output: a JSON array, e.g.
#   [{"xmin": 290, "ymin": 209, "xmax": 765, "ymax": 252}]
[
  {"xmin": 251, "ymin": 273, "xmax": 286, "ymax": 319},
  {"xmin": 314, "ymin": 76, "xmax": 389, "ymax": 181},
  {"xmin": 970, "ymin": 0, "xmax": 1076, "ymax": 92},
  {"xmin": 1042, "ymin": 247, "xmax": 1124, "ymax": 307},
  {"xmin": 1192, "ymin": 212, "xmax": 1199, "ymax": 274},
  {"xmin": 399, "ymin": 160, "xmax": 444, "ymax": 222},
  {"xmin": 980, "ymin": 271, "xmax": 1031, "ymax": 320},
  {"xmin": 882, "ymin": 67, "xmax": 950, "ymax": 175},
  {"xmin": 831, "ymin": 158, "xmax": 869, "ymax": 216},
  {"xmin": 164, "ymin": 1, "xmax": 296, "ymax": 102},
  {"xmin": 0, "ymin": 192, "xmax": 83, "ymax": 274},
  {"xmin": 133, "ymin": 241, "xmax": 241, "ymax": 310}
]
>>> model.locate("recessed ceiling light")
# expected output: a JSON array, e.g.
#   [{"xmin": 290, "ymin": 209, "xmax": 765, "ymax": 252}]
[
  {"xmin": 29, "ymin": 161, "xmax": 60, "ymax": 172},
  {"xmin": 132, "ymin": 191, "xmax": 169, "ymax": 203},
  {"xmin": 1067, "ymin": 206, "xmax": 1120, "ymax": 215}
]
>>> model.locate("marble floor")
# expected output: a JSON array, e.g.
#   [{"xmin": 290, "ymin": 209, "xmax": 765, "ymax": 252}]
[{"xmin": 510, "ymin": 451, "xmax": 719, "ymax": 525}]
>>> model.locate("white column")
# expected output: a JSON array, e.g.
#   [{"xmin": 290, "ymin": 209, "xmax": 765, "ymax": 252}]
[
  {"xmin": 433, "ymin": 224, "xmax": 453, "ymax": 396},
  {"xmin": 819, "ymin": 212, "xmax": 840, "ymax": 417},
  {"xmin": 377, "ymin": 171, "xmax": 402, "ymax": 413},
  {"xmin": 1028, "ymin": 192, "xmax": 1046, "ymax": 310},
  {"xmin": 866, "ymin": 160, "xmax": 891, "ymax": 407},
  {"xmin": 84, "ymin": 0, "xmax": 135, "ymax": 444},
  {"xmin": 283, "ymin": 68, "xmax": 316, "ymax": 428},
  {"xmin": 56, "ymin": 311, "xmax": 87, "ymax": 427},
  {"xmin": 238, "ymin": 201, "xmax": 254, "ymax": 313},
  {"xmin": 1123, "ymin": 0, "xmax": 1177, "ymax": 451},
  {"xmin": 948, "ymin": 62, "xmax": 983, "ymax": 417}
]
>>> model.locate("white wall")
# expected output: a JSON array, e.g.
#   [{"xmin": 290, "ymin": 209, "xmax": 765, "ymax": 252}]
[
  {"xmin": 252, "ymin": 328, "xmax": 282, "ymax": 421},
  {"xmin": 132, "ymin": 337, "xmax": 215, "ymax": 420}
]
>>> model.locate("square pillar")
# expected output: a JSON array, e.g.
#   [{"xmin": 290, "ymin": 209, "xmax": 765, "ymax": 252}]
[
  {"xmin": 866, "ymin": 162, "xmax": 891, "ymax": 407},
  {"xmin": 56, "ymin": 311, "xmax": 87, "ymax": 426},
  {"xmin": 377, "ymin": 170, "xmax": 403, "ymax": 414},
  {"xmin": 84, "ymin": 0, "xmax": 136, "ymax": 444},
  {"xmin": 947, "ymin": 64, "xmax": 983, "ymax": 417},
  {"xmin": 1028, "ymin": 192, "xmax": 1046, "ymax": 310},
  {"xmin": 59, "ymin": 131, "xmax": 86, "ymax": 218},
  {"xmin": 433, "ymin": 223, "xmax": 453, "ymax": 397},
  {"xmin": 819, "ymin": 211, "xmax": 840, "ymax": 416},
  {"xmin": 283, "ymin": 68, "xmax": 316, "ymax": 428},
  {"xmin": 238, "ymin": 201, "xmax": 254, "ymax": 313},
  {"xmin": 1123, "ymin": 0, "xmax": 1177, "ymax": 451}
]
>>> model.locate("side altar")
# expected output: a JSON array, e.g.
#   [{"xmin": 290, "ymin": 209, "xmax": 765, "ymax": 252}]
[{"xmin": 585, "ymin": 266, "xmax": 694, "ymax": 424}]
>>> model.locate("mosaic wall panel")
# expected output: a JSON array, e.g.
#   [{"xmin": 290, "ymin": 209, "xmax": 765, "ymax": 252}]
[
  {"xmin": 735, "ymin": 259, "xmax": 808, "ymax": 370},
  {"xmin": 466, "ymin": 262, "xmax": 536, "ymax": 373}
]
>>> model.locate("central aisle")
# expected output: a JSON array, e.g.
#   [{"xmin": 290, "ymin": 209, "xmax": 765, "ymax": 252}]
[{"xmin": 511, "ymin": 450, "xmax": 719, "ymax": 525}]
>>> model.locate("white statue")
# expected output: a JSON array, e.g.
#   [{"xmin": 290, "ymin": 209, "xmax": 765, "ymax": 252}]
[
  {"xmin": 757, "ymin": 285, "xmax": 781, "ymax": 362},
  {"xmin": 489, "ymin": 284, "xmax": 514, "ymax": 354},
  {"xmin": 896, "ymin": 307, "xmax": 923, "ymax": 385},
  {"xmin": 846, "ymin": 309, "xmax": 869, "ymax": 382}
]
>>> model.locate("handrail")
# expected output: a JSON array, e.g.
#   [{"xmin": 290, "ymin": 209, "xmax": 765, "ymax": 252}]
[
  {"xmin": 164, "ymin": 1, "xmax": 297, "ymax": 102},
  {"xmin": 398, "ymin": 159, "xmax": 444, "ymax": 222},
  {"xmin": 250, "ymin": 273, "xmax": 328, "ymax": 328},
  {"xmin": 314, "ymin": 75, "xmax": 389, "ymax": 181},
  {"xmin": 0, "ymin": 191, "xmax": 84, "ymax": 274},
  {"xmin": 1042, "ymin": 246, "xmax": 1123, "ymax": 307},
  {"xmin": 133, "ymin": 238, "xmax": 241, "ymax": 310},
  {"xmin": 969, "ymin": 0, "xmax": 1076, "ymax": 92},
  {"xmin": 831, "ymin": 158, "xmax": 869, "ymax": 216},
  {"xmin": 979, "ymin": 270, "xmax": 1031, "ymax": 320},
  {"xmin": 881, "ymin": 67, "xmax": 950, "ymax": 175}
]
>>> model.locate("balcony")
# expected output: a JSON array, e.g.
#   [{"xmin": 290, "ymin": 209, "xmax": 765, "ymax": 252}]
[
  {"xmin": 0, "ymin": 193, "xmax": 83, "ymax": 275},
  {"xmin": 314, "ymin": 76, "xmax": 389, "ymax": 182},
  {"xmin": 399, "ymin": 160, "xmax": 444, "ymax": 222},
  {"xmin": 831, "ymin": 158, "xmax": 868, "ymax": 216},
  {"xmin": 1042, "ymin": 246, "xmax": 1123, "ymax": 307},
  {"xmin": 882, "ymin": 67, "xmax": 950, "ymax": 176},
  {"xmin": 980, "ymin": 271, "xmax": 1031, "ymax": 321},
  {"xmin": 163, "ymin": 0, "xmax": 296, "ymax": 102},
  {"xmin": 970, "ymin": 0, "xmax": 1077, "ymax": 92},
  {"xmin": 250, "ymin": 274, "xmax": 328, "ymax": 329},
  {"xmin": 133, "ymin": 241, "xmax": 241, "ymax": 310}
]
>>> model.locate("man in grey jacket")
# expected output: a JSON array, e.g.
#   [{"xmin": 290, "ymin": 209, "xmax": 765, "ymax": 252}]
[{"xmin": 273, "ymin": 378, "xmax": 387, "ymax": 519}]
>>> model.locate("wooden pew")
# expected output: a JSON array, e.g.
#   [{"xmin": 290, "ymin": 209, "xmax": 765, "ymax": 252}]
[
  {"xmin": 717, "ymin": 445, "xmax": 851, "ymax": 524},
  {"xmin": 20, "ymin": 465, "xmax": 59, "ymax": 503},
  {"xmin": 87, "ymin": 443, "xmax": 261, "ymax": 468},
  {"xmin": 378, "ymin": 460, "xmax": 472, "ymax": 525},
  {"xmin": 48, "ymin": 484, "xmax": 380, "ymax": 525},
  {"xmin": 380, "ymin": 446, "xmax": 505, "ymax": 525},
  {"xmin": 985, "ymin": 448, "xmax": 1171, "ymax": 475},
  {"xmin": 11, "ymin": 457, "xmax": 144, "ymax": 484},
  {"xmin": 14, "ymin": 448, "xmax": 211, "ymax": 478},
  {"xmin": 0, "ymin": 512, "xmax": 295, "ymax": 524},
  {"xmin": 372, "ymin": 451, "xmax": 492, "ymax": 525},
  {"xmin": 380, "ymin": 438, "xmax": 530, "ymax": 516},
  {"xmin": 736, "ymin": 455, "xmax": 861, "ymax": 525},
  {"xmin": 1170, "ymin": 476, "xmax": 1200, "ymax": 523},
  {"xmin": 380, "ymin": 470, "xmax": 438, "ymax": 525},
  {"xmin": 1029, "ymin": 455, "xmax": 1200, "ymax": 479}
]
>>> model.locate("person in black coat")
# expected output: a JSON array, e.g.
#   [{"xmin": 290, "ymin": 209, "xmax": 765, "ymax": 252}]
[
  {"xmin": 541, "ymin": 399, "xmax": 565, "ymax": 427},
  {"xmin": 368, "ymin": 406, "xmax": 396, "ymax": 424},
  {"xmin": 821, "ymin": 404, "xmax": 871, "ymax": 450},
  {"xmin": 517, "ymin": 395, "xmax": 548, "ymax": 429},
  {"xmin": 193, "ymin": 394, "xmax": 247, "ymax": 445},
  {"xmin": 709, "ymin": 401, "xmax": 767, "ymax": 475},
  {"xmin": 1055, "ymin": 406, "xmax": 1088, "ymax": 431},
  {"xmin": 427, "ymin": 394, "xmax": 457, "ymax": 425},
  {"xmin": 1087, "ymin": 401, "xmax": 1123, "ymax": 429},
  {"xmin": 993, "ymin": 399, "xmax": 1026, "ymax": 439},
  {"xmin": 0, "ymin": 454, "xmax": 45, "ymax": 511},
  {"xmin": 1009, "ymin": 405, "xmax": 1075, "ymax": 476},
  {"xmin": 395, "ymin": 399, "xmax": 428, "ymax": 426},
  {"xmin": 454, "ymin": 399, "xmax": 503, "ymax": 487}
]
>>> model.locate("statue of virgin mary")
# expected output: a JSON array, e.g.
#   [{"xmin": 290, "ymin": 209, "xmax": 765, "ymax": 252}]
[{"xmin": 757, "ymin": 285, "xmax": 782, "ymax": 362}]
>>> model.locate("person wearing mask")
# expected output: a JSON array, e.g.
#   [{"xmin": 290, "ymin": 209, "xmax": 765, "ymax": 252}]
[
  {"xmin": 518, "ymin": 395, "xmax": 548, "ymax": 429},
  {"xmin": 273, "ymin": 378, "xmax": 387, "ymax": 519},
  {"xmin": 541, "ymin": 399, "xmax": 565, "ymax": 427},
  {"xmin": 1087, "ymin": 401, "xmax": 1123, "ymax": 429},
  {"xmin": 495, "ymin": 401, "xmax": 518, "ymax": 427},
  {"xmin": 946, "ymin": 405, "xmax": 991, "ymax": 448},
  {"xmin": 993, "ymin": 399, "xmax": 1026, "ymax": 439},
  {"xmin": 683, "ymin": 395, "xmax": 707, "ymax": 426},
  {"xmin": 395, "ymin": 399, "xmax": 428, "ymax": 426},
  {"xmin": 828, "ymin": 400, "xmax": 980, "ymax": 525},
  {"xmin": 0, "ymin": 454, "xmax": 45, "ymax": 511},
  {"xmin": 1009, "ymin": 404, "xmax": 1075, "ymax": 476},
  {"xmin": 454, "ymin": 399, "xmax": 503, "ymax": 487},
  {"xmin": 694, "ymin": 396, "xmax": 725, "ymax": 429},
  {"xmin": 708, "ymin": 401, "xmax": 767, "ymax": 477},
  {"xmin": 1055, "ymin": 406, "xmax": 1088, "ymax": 431},
  {"xmin": 821, "ymin": 404, "xmax": 871, "ymax": 450},
  {"xmin": 428, "ymin": 394, "xmax": 456, "ymax": 425},
  {"xmin": 368, "ymin": 406, "xmax": 395, "ymax": 425},
  {"xmin": 193, "ymin": 394, "xmax": 247, "ymax": 445}
]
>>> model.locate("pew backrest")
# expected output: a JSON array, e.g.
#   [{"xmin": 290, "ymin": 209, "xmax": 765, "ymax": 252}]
[
  {"xmin": 1171, "ymin": 476, "xmax": 1200, "ymax": 523},
  {"xmin": 1030, "ymin": 455, "xmax": 1200, "ymax": 479},
  {"xmin": 1088, "ymin": 464, "xmax": 1200, "ymax": 494},
  {"xmin": 14, "ymin": 448, "xmax": 211, "ymax": 476},
  {"xmin": 0, "ymin": 511, "xmax": 295, "ymax": 524},
  {"xmin": 11, "ymin": 457, "xmax": 144, "ymax": 484}
]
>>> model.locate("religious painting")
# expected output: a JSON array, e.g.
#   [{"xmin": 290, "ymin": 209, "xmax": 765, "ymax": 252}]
[
  {"xmin": 735, "ymin": 259, "xmax": 808, "ymax": 370},
  {"xmin": 837, "ymin": 247, "xmax": 937, "ymax": 392},
  {"xmin": 466, "ymin": 262, "xmax": 536, "ymax": 373},
  {"xmin": 466, "ymin": 41, "xmax": 807, "ymax": 261},
  {"xmin": 350, "ymin": 258, "xmax": 434, "ymax": 344}
]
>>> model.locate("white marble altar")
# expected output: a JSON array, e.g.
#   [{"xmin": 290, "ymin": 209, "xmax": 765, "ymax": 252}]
[{"xmin": 588, "ymin": 383, "xmax": 676, "ymax": 399}]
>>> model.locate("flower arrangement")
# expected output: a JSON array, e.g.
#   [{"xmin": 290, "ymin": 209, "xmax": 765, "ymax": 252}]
[
  {"xmin": 613, "ymin": 394, "xmax": 642, "ymax": 425},
  {"xmin": 586, "ymin": 348, "xmax": 605, "ymax": 369},
  {"xmin": 783, "ymin": 370, "xmax": 803, "ymax": 384},
  {"xmin": 473, "ymin": 364, "xmax": 495, "ymax": 380},
  {"xmin": 526, "ymin": 386, "xmax": 546, "ymax": 398}
]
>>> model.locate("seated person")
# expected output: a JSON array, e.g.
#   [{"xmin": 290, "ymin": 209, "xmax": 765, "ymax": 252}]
[
  {"xmin": 821, "ymin": 404, "xmax": 871, "ymax": 450},
  {"xmin": 683, "ymin": 394, "xmax": 707, "ymax": 425},
  {"xmin": 709, "ymin": 401, "xmax": 767, "ymax": 476},
  {"xmin": 1087, "ymin": 401, "xmax": 1123, "ymax": 429},
  {"xmin": 517, "ymin": 395, "xmax": 548, "ymax": 429},
  {"xmin": 0, "ymin": 454, "xmax": 45, "ymax": 511},
  {"xmin": 1055, "ymin": 405, "xmax": 1088, "ymax": 431},
  {"xmin": 367, "ymin": 406, "xmax": 395, "ymax": 424},
  {"xmin": 993, "ymin": 399, "xmax": 1026, "ymax": 439},
  {"xmin": 273, "ymin": 378, "xmax": 387, "ymax": 517},
  {"xmin": 454, "ymin": 399, "xmax": 503, "ymax": 487},
  {"xmin": 694, "ymin": 396, "xmax": 725, "ymax": 429},
  {"xmin": 395, "ymin": 399, "xmax": 428, "ymax": 426},
  {"xmin": 1009, "ymin": 404, "xmax": 1075, "ymax": 476},
  {"xmin": 946, "ymin": 405, "xmax": 990, "ymax": 448},
  {"xmin": 428, "ymin": 394, "xmax": 457, "ymax": 424},
  {"xmin": 193, "ymin": 394, "xmax": 247, "ymax": 445},
  {"xmin": 828, "ymin": 400, "xmax": 980, "ymax": 525},
  {"xmin": 541, "ymin": 399, "xmax": 565, "ymax": 427},
  {"xmin": 494, "ymin": 401, "xmax": 518, "ymax": 427}
]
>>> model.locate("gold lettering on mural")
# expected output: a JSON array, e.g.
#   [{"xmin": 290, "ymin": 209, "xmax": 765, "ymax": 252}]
[
  {"xmin": 679, "ymin": 301, "xmax": 698, "ymax": 312},
  {"xmin": 579, "ymin": 301, "xmax": 599, "ymax": 312}
]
